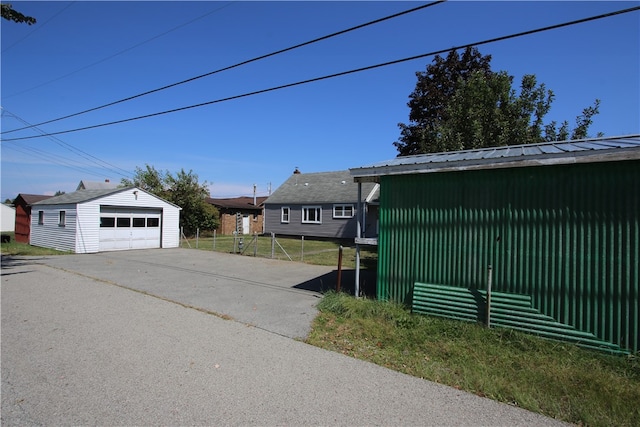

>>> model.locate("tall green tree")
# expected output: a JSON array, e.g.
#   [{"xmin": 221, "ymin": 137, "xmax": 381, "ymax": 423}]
[
  {"xmin": 121, "ymin": 164, "xmax": 168, "ymax": 196},
  {"xmin": 165, "ymin": 169, "xmax": 218, "ymax": 236},
  {"xmin": 394, "ymin": 47, "xmax": 493, "ymax": 155},
  {"xmin": 121, "ymin": 166, "xmax": 219, "ymax": 236},
  {"xmin": 1, "ymin": 3, "xmax": 36, "ymax": 25},
  {"xmin": 395, "ymin": 47, "xmax": 601, "ymax": 155}
]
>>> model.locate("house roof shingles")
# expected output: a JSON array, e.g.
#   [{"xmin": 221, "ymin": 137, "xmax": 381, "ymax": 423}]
[
  {"xmin": 265, "ymin": 170, "xmax": 379, "ymax": 205},
  {"xmin": 76, "ymin": 180, "xmax": 119, "ymax": 190},
  {"xmin": 206, "ymin": 196, "xmax": 268, "ymax": 210},
  {"xmin": 15, "ymin": 194, "xmax": 54, "ymax": 205}
]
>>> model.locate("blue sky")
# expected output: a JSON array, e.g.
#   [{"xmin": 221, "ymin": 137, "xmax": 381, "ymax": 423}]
[{"xmin": 1, "ymin": 1, "xmax": 639, "ymax": 201}]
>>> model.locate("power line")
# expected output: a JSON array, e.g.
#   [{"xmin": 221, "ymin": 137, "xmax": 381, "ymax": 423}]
[
  {"xmin": 2, "ymin": 2, "xmax": 235, "ymax": 100},
  {"xmin": 2, "ymin": 4, "xmax": 638, "ymax": 142},
  {"xmin": 1, "ymin": 1, "xmax": 76, "ymax": 54},
  {"xmin": 3, "ymin": 144, "xmax": 121, "ymax": 180},
  {"xmin": 1, "ymin": 1, "xmax": 446, "ymax": 134},
  {"xmin": 1, "ymin": 108, "xmax": 132, "ymax": 177}
]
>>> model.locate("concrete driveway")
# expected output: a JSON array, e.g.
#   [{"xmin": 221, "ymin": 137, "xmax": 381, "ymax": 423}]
[
  {"xmin": 32, "ymin": 248, "xmax": 341, "ymax": 339},
  {"xmin": 1, "ymin": 249, "xmax": 567, "ymax": 426}
]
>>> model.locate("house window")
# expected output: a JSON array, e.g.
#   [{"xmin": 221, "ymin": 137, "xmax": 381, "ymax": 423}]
[
  {"xmin": 333, "ymin": 204, "xmax": 354, "ymax": 218},
  {"xmin": 281, "ymin": 207, "xmax": 290, "ymax": 223},
  {"xmin": 302, "ymin": 206, "xmax": 322, "ymax": 224},
  {"xmin": 38, "ymin": 211, "xmax": 44, "ymax": 225},
  {"xmin": 58, "ymin": 211, "xmax": 66, "ymax": 227}
]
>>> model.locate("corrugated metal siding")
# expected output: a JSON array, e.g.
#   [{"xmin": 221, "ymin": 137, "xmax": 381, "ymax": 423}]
[
  {"xmin": 413, "ymin": 282, "xmax": 626, "ymax": 353},
  {"xmin": 378, "ymin": 160, "xmax": 639, "ymax": 353}
]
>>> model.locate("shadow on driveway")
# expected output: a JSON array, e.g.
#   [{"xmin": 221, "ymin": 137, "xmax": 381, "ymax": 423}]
[{"xmin": 294, "ymin": 268, "xmax": 377, "ymax": 297}]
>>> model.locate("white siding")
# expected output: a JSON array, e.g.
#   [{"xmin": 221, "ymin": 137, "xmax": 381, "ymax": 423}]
[
  {"xmin": 94, "ymin": 189, "xmax": 180, "ymax": 250},
  {"xmin": 161, "ymin": 204, "xmax": 180, "ymax": 248},
  {"xmin": 30, "ymin": 204, "xmax": 78, "ymax": 252},
  {"xmin": 31, "ymin": 188, "xmax": 180, "ymax": 254},
  {"xmin": 1, "ymin": 204, "xmax": 16, "ymax": 232},
  {"xmin": 76, "ymin": 202, "xmax": 100, "ymax": 253}
]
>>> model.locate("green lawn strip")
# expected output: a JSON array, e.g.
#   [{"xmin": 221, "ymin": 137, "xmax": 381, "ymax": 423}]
[
  {"xmin": 0, "ymin": 233, "xmax": 70, "ymax": 256},
  {"xmin": 306, "ymin": 292, "xmax": 640, "ymax": 427},
  {"xmin": 182, "ymin": 235, "xmax": 377, "ymax": 268}
]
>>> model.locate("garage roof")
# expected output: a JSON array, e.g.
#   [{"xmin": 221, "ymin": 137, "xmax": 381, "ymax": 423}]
[
  {"xmin": 350, "ymin": 134, "xmax": 640, "ymax": 182},
  {"xmin": 32, "ymin": 188, "xmax": 130, "ymax": 205},
  {"xmin": 31, "ymin": 187, "xmax": 179, "ymax": 208}
]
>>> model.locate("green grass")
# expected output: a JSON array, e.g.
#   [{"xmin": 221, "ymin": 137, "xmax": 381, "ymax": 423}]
[
  {"xmin": 0, "ymin": 233, "xmax": 70, "ymax": 256},
  {"xmin": 306, "ymin": 291, "xmax": 640, "ymax": 427},
  {"xmin": 181, "ymin": 234, "xmax": 377, "ymax": 269}
]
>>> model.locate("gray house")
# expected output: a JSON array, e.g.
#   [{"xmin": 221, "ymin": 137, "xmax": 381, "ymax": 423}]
[{"xmin": 264, "ymin": 169, "xmax": 379, "ymax": 239}]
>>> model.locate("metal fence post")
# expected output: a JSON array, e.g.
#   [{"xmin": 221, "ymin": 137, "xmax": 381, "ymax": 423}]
[{"xmin": 486, "ymin": 265, "xmax": 493, "ymax": 328}]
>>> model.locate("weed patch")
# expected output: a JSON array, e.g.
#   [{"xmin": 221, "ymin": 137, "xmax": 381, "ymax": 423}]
[{"xmin": 307, "ymin": 292, "xmax": 640, "ymax": 427}]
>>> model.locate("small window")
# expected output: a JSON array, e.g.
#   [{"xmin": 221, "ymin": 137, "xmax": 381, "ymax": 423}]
[
  {"xmin": 333, "ymin": 204, "xmax": 354, "ymax": 218},
  {"xmin": 147, "ymin": 218, "xmax": 159, "ymax": 227},
  {"xmin": 100, "ymin": 217, "xmax": 115, "ymax": 227},
  {"xmin": 281, "ymin": 207, "xmax": 290, "ymax": 223},
  {"xmin": 117, "ymin": 217, "xmax": 131, "ymax": 228},
  {"xmin": 58, "ymin": 211, "xmax": 66, "ymax": 227},
  {"xmin": 132, "ymin": 217, "xmax": 145, "ymax": 227},
  {"xmin": 38, "ymin": 211, "xmax": 44, "ymax": 225},
  {"xmin": 302, "ymin": 206, "xmax": 321, "ymax": 224}
]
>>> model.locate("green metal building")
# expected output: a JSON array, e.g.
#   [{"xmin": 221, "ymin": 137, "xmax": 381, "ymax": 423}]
[{"xmin": 351, "ymin": 135, "xmax": 640, "ymax": 354}]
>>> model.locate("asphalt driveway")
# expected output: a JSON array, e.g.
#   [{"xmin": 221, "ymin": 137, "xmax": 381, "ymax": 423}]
[
  {"xmin": 28, "ymin": 248, "xmax": 342, "ymax": 339},
  {"xmin": 1, "ymin": 249, "xmax": 567, "ymax": 426}
]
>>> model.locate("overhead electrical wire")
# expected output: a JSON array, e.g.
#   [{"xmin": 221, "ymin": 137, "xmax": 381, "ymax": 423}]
[
  {"xmin": 1, "ymin": 108, "xmax": 133, "ymax": 178},
  {"xmin": 1, "ymin": 1, "xmax": 76, "ymax": 54},
  {"xmin": 1, "ymin": 1, "xmax": 446, "ymax": 134},
  {"xmin": 2, "ymin": 1, "xmax": 236, "ymax": 99},
  {"xmin": 2, "ymin": 143, "xmax": 120, "ymax": 180},
  {"xmin": 2, "ymin": 4, "xmax": 638, "ymax": 142}
]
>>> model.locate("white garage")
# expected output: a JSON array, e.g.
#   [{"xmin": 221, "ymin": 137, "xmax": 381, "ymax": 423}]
[
  {"xmin": 30, "ymin": 187, "xmax": 181, "ymax": 254},
  {"xmin": 99, "ymin": 207, "xmax": 163, "ymax": 251}
]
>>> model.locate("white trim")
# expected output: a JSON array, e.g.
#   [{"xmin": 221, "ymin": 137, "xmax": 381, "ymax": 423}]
[
  {"xmin": 281, "ymin": 206, "xmax": 290, "ymax": 223},
  {"xmin": 302, "ymin": 206, "xmax": 322, "ymax": 224},
  {"xmin": 333, "ymin": 204, "xmax": 354, "ymax": 218}
]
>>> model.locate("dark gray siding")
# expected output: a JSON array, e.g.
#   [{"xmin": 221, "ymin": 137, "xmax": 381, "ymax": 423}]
[{"xmin": 265, "ymin": 203, "xmax": 360, "ymax": 239}]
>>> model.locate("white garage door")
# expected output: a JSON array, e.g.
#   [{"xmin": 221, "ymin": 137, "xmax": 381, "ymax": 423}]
[{"xmin": 99, "ymin": 207, "xmax": 162, "ymax": 251}]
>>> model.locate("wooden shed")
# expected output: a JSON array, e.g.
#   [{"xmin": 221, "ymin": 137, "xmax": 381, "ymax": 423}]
[
  {"xmin": 351, "ymin": 135, "xmax": 640, "ymax": 353},
  {"xmin": 30, "ymin": 187, "xmax": 181, "ymax": 253},
  {"xmin": 13, "ymin": 194, "xmax": 53, "ymax": 243}
]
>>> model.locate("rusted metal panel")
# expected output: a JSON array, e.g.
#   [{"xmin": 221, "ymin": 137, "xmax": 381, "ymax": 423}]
[{"xmin": 377, "ymin": 160, "xmax": 639, "ymax": 353}]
